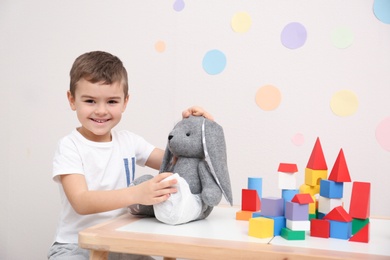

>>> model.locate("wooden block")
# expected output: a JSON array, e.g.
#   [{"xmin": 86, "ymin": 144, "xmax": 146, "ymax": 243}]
[
  {"xmin": 309, "ymin": 195, "xmax": 317, "ymax": 214},
  {"xmin": 299, "ymin": 183, "xmax": 320, "ymax": 196},
  {"xmin": 329, "ymin": 220, "xmax": 352, "ymax": 240},
  {"xmin": 278, "ymin": 172, "xmax": 297, "ymax": 189},
  {"xmin": 286, "ymin": 219, "xmax": 310, "ymax": 231},
  {"xmin": 319, "ymin": 179, "xmax": 344, "ymax": 199},
  {"xmin": 328, "ymin": 149, "xmax": 351, "ymax": 182},
  {"xmin": 248, "ymin": 177, "xmax": 262, "ymax": 199},
  {"xmin": 352, "ymin": 218, "xmax": 370, "ymax": 235},
  {"xmin": 310, "ymin": 219, "xmax": 330, "ymax": 238},
  {"xmin": 236, "ymin": 210, "xmax": 255, "ymax": 221},
  {"xmin": 323, "ymin": 206, "xmax": 352, "ymax": 222},
  {"xmin": 263, "ymin": 215, "xmax": 286, "ymax": 236},
  {"xmin": 305, "ymin": 168, "xmax": 328, "ymax": 186},
  {"xmin": 261, "ymin": 197, "xmax": 284, "ymax": 217},
  {"xmin": 285, "ymin": 201, "xmax": 309, "ymax": 221},
  {"xmin": 248, "ymin": 217, "xmax": 274, "ymax": 238},
  {"xmin": 281, "ymin": 227, "xmax": 305, "ymax": 240},
  {"xmin": 241, "ymin": 189, "xmax": 261, "ymax": 211},
  {"xmin": 318, "ymin": 196, "xmax": 343, "ymax": 215},
  {"xmin": 349, "ymin": 182, "xmax": 371, "ymax": 219},
  {"xmin": 306, "ymin": 137, "xmax": 328, "ymax": 170},
  {"xmin": 349, "ymin": 223, "xmax": 369, "ymax": 243},
  {"xmin": 292, "ymin": 193, "xmax": 314, "ymax": 204}
]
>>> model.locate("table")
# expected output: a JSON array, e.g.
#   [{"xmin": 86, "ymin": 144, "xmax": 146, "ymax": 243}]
[{"xmin": 79, "ymin": 206, "xmax": 390, "ymax": 260}]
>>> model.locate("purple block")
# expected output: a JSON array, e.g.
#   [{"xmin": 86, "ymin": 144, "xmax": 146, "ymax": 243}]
[
  {"xmin": 285, "ymin": 201, "xmax": 309, "ymax": 221},
  {"xmin": 261, "ymin": 197, "xmax": 284, "ymax": 217}
]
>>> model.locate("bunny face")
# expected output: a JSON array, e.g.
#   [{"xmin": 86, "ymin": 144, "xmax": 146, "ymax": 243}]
[{"xmin": 167, "ymin": 116, "xmax": 204, "ymax": 158}]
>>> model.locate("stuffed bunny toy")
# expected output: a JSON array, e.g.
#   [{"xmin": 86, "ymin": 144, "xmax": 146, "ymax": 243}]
[{"xmin": 128, "ymin": 115, "xmax": 233, "ymax": 225}]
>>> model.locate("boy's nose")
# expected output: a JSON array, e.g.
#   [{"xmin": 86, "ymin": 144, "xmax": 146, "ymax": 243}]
[{"xmin": 95, "ymin": 104, "xmax": 108, "ymax": 115}]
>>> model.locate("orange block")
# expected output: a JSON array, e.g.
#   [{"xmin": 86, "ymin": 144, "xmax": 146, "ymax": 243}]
[
  {"xmin": 349, "ymin": 182, "xmax": 371, "ymax": 219},
  {"xmin": 349, "ymin": 223, "xmax": 369, "ymax": 243},
  {"xmin": 328, "ymin": 149, "xmax": 351, "ymax": 182},
  {"xmin": 236, "ymin": 210, "xmax": 255, "ymax": 221},
  {"xmin": 306, "ymin": 137, "xmax": 328, "ymax": 170}
]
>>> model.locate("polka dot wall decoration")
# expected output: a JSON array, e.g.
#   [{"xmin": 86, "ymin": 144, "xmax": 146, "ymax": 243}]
[{"xmin": 202, "ymin": 49, "xmax": 227, "ymax": 75}]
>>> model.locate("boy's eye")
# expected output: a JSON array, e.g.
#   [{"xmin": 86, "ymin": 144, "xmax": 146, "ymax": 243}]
[
  {"xmin": 85, "ymin": 100, "xmax": 95, "ymax": 103},
  {"xmin": 108, "ymin": 100, "xmax": 119, "ymax": 104}
]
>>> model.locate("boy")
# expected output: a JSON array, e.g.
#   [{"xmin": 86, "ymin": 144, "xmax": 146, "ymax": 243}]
[{"xmin": 48, "ymin": 51, "xmax": 212, "ymax": 260}]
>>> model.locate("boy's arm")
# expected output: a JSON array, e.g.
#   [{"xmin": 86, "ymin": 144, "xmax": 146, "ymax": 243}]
[
  {"xmin": 60, "ymin": 172, "xmax": 177, "ymax": 215},
  {"xmin": 145, "ymin": 148, "xmax": 164, "ymax": 170}
]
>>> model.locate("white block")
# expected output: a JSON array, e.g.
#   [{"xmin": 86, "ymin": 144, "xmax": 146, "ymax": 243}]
[
  {"xmin": 318, "ymin": 196, "xmax": 343, "ymax": 214},
  {"xmin": 278, "ymin": 172, "xmax": 297, "ymax": 189},
  {"xmin": 286, "ymin": 219, "xmax": 310, "ymax": 231}
]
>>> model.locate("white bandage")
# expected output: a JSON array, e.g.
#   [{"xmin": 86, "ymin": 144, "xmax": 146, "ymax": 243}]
[{"xmin": 153, "ymin": 173, "xmax": 202, "ymax": 225}]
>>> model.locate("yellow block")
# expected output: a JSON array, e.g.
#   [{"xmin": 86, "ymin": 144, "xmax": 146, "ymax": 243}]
[
  {"xmin": 304, "ymin": 168, "xmax": 327, "ymax": 186},
  {"xmin": 236, "ymin": 210, "xmax": 255, "ymax": 221},
  {"xmin": 299, "ymin": 183, "xmax": 320, "ymax": 196},
  {"xmin": 248, "ymin": 217, "xmax": 274, "ymax": 238},
  {"xmin": 309, "ymin": 195, "xmax": 317, "ymax": 214}
]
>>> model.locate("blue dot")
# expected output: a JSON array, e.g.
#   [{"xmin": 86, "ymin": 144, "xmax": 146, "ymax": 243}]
[{"xmin": 202, "ymin": 49, "xmax": 227, "ymax": 75}]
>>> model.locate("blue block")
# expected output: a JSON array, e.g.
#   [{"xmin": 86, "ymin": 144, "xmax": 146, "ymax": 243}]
[
  {"xmin": 252, "ymin": 212, "xmax": 262, "ymax": 218},
  {"xmin": 320, "ymin": 180, "xmax": 343, "ymax": 199},
  {"xmin": 317, "ymin": 212, "xmax": 325, "ymax": 219},
  {"xmin": 263, "ymin": 215, "xmax": 286, "ymax": 236},
  {"xmin": 248, "ymin": 177, "xmax": 262, "ymax": 199},
  {"xmin": 282, "ymin": 189, "xmax": 299, "ymax": 211},
  {"xmin": 329, "ymin": 220, "xmax": 352, "ymax": 240}
]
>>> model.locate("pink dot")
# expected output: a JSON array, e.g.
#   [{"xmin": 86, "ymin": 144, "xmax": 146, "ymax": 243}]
[
  {"xmin": 376, "ymin": 116, "xmax": 390, "ymax": 152},
  {"xmin": 292, "ymin": 133, "xmax": 304, "ymax": 146}
]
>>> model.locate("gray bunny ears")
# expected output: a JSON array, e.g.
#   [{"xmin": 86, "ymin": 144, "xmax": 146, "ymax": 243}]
[{"xmin": 160, "ymin": 116, "xmax": 233, "ymax": 206}]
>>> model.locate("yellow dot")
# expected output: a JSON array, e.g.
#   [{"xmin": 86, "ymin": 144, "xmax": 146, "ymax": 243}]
[
  {"xmin": 255, "ymin": 85, "xmax": 282, "ymax": 111},
  {"xmin": 231, "ymin": 12, "xmax": 252, "ymax": 33},
  {"xmin": 155, "ymin": 40, "xmax": 166, "ymax": 53},
  {"xmin": 330, "ymin": 90, "xmax": 359, "ymax": 117}
]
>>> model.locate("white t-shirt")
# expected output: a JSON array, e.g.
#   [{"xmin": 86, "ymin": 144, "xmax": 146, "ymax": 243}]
[{"xmin": 52, "ymin": 129, "xmax": 155, "ymax": 243}]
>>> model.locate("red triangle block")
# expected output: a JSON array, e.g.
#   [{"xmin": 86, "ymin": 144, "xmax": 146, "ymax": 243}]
[
  {"xmin": 292, "ymin": 193, "xmax": 314, "ymax": 204},
  {"xmin": 306, "ymin": 137, "xmax": 328, "ymax": 170},
  {"xmin": 278, "ymin": 163, "xmax": 298, "ymax": 173},
  {"xmin": 349, "ymin": 223, "xmax": 369, "ymax": 243},
  {"xmin": 323, "ymin": 206, "xmax": 352, "ymax": 222},
  {"xmin": 328, "ymin": 149, "xmax": 351, "ymax": 182}
]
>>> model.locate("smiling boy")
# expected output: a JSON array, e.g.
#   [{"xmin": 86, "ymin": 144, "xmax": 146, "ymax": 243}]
[{"xmin": 48, "ymin": 51, "xmax": 212, "ymax": 260}]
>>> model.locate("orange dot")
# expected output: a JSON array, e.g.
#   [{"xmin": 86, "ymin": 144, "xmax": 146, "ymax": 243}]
[
  {"xmin": 155, "ymin": 40, "xmax": 166, "ymax": 53},
  {"xmin": 255, "ymin": 85, "xmax": 282, "ymax": 111}
]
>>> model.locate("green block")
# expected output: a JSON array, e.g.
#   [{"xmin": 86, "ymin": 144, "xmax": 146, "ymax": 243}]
[
  {"xmin": 352, "ymin": 218, "xmax": 369, "ymax": 235},
  {"xmin": 309, "ymin": 213, "xmax": 317, "ymax": 220},
  {"xmin": 281, "ymin": 227, "xmax": 305, "ymax": 240}
]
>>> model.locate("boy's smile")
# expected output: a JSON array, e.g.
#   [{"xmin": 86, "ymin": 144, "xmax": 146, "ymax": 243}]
[{"xmin": 67, "ymin": 78, "xmax": 129, "ymax": 142}]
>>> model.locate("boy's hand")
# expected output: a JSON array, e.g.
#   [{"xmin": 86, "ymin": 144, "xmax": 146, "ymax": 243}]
[
  {"xmin": 133, "ymin": 172, "xmax": 178, "ymax": 205},
  {"xmin": 182, "ymin": 106, "xmax": 214, "ymax": 121}
]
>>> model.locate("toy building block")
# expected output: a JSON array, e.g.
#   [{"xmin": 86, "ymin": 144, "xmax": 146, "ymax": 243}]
[
  {"xmin": 328, "ymin": 149, "xmax": 351, "ymax": 182},
  {"xmin": 252, "ymin": 212, "xmax": 262, "ymax": 218},
  {"xmin": 304, "ymin": 168, "xmax": 328, "ymax": 186},
  {"xmin": 263, "ymin": 215, "xmax": 286, "ymax": 236},
  {"xmin": 299, "ymin": 183, "xmax": 320, "ymax": 196},
  {"xmin": 278, "ymin": 163, "xmax": 298, "ymax": 189},
  {"xmin": 306, "ymin": 137, "xmax": 328, "ymax": 170},
  {"xmin": 310, "ymin": 219, "xmax": 330, "ymax": 238},
  {"xmin": 241, "ymin": 189, "xmax": 261, "ymax": 211},
  {"xmin": 349, "ymin": 223, "xmax": 369, "ymax": 243},
  {"xmin": 323, "ymin": 206, "xmax": 352, "ymax": 222},
  {"xmin": 328, "ymin": 220, "xmax": 352, "ymax": 240},
  {"xmin": 308, "ymin": 195, "xmax": 317, "ymax": 214},
  {"xmin": 248, "ymin": 177, "xmax": 262, "ymax": 199},
  {"xmin": 261, "ymin": 197, "xmax": 284, "ymax": 217},
  {"xmin": 352, "ymin": 218, "xmax": 369, "ymax": 235},
  {"xmin": 349, "ymin": 182, "xmax": 371, "ymax": 219},
  {"xmin": 282, "ymin": 189, "xmax": 298, "ymax": 211},
  {"xmin": 320, "ymin": 179, "xmax": 344, "ymax": 199},
  {"xmin": 248, "ymin": 217, "xmax": 274, "ymax": 238},
  {"xmin": 286, "ymin": 219, "xmax": 310, "ymax": 231},
  {"xmin": 281, "ymin": 228, "xmax": 305, "ymax": 240},
  {"xmin": 285, "ymin": 201, "xmax": 309, "ymax": 221},
  {"xmin": 236, "ymin": 210, "xmax": 255, "ymax": 221},
  {"xmin": 318, "ymin": 196, "xmax": 343, "ymax": 215},
  {"xmin": 292, "ymin": 193, "xmax": 314, "ymax": 204}
]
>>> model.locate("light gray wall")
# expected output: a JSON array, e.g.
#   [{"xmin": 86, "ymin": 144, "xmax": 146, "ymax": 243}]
[{"xmin": 1, "ymin": 1, "xmax": 389, "ymax": 259}]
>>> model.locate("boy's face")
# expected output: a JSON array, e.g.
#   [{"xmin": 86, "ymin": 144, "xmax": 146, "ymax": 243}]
[{"xmin": 67, "ymin": 78, "xmax": 129, "ymax": 142}]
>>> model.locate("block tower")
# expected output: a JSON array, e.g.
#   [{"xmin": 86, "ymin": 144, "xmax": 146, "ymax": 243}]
[
  {"xmin": 299, "ymin": 137, "xmax": 328, "ymax": 219},
  {"xmin": 236, "ymin": 177, "xmax": 262, "ymax": 221},
  {"xmin": 318, "ymin": 149, "xmax": 351, "ymax": 219}
]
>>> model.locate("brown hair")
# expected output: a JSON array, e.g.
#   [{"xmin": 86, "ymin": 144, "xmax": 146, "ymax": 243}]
[{"xmin": 69, "ymin": 51, "xmax": 128, "ymax": 97}]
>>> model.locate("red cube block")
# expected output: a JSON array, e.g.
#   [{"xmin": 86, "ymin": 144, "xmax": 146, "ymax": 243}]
[{"xmin": 310, "ymin": 219, "xmax": 330, "ymax": 238}]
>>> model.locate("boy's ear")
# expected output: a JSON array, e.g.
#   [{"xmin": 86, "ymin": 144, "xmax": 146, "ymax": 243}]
[
  {"xmin": 67, "ymin": 91, "xmax": 76, "ymax": 111},
  {"xmin": 122, "ymin": 94, "xmax": 130, "ymax": 112}
]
